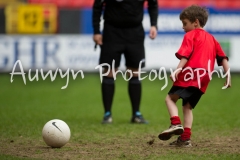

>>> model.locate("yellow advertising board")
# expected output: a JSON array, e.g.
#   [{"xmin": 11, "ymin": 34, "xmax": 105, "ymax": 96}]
[
  {"xmin": 5, "ymin": 4, "xmax": 57, "ymax": 34},
  {"xmin": 17, "ymin": 5, "xmax": 44, "ymax": 33}
]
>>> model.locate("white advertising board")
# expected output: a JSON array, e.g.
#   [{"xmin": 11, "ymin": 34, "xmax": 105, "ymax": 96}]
[{"xmin": 0, "ymin": 35, "xmax": 239, "ymax": 73}]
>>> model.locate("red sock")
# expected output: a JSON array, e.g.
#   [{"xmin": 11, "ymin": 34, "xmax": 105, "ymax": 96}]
[
  {"xmin": 181, "ymin": 127, "xmax": 191, "ymax": 140},
  {"xmin": 170, "ymin": 116, "xmax": 181, "ymax": 125}
]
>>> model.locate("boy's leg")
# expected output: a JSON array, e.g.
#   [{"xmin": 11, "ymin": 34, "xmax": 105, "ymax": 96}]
[
  {"xmin": 179, "ymin": 88, "xmax": 202, "ymax": 140},
  {"xmin": 181, "ymin": 102, "xmax": 193, "ymax": 141},
  {"xmin": 167, "ymin": 87, "xmax": 202, "ymax": 146},
  {"xmin": 165, "ymin": 94, "xmax": 183, "ymax": 126},
  {"xmin": 169, "ymin": 103, "xmax": 193, "ymax": 147},
  {"xmin": 165, "ymin": 94, "xmax": 179, "ymax": 118},
  {"xmin": 158, "ymin": 94, "xmax": 184, "ymax": 140}
]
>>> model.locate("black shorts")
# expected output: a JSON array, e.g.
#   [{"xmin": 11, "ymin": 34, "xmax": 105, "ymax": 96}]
[
  {"xmin": 168, "ymin": 86, "xmax": 203, "ymax": 109},
  {"xmin": 99, "ymin": 23, "xmax": 145, "ymax": 69}
]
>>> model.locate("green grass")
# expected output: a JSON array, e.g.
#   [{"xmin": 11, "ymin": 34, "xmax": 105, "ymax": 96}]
[{"xmin": 0, "ymin": 72, "xmax": 240, "ymax": 160}]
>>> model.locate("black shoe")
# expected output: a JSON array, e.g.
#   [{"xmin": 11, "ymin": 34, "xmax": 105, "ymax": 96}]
[
  {"xmin": 131, "ymin": 112, "xmax": 148, "ymax": 124},
  {"xmin": 169, "ymin": 136, "xmax": 192, "ymax": 147},
  {"xmin": 102, "ymin": 112, "xmax": 112, "ymax": 124}
]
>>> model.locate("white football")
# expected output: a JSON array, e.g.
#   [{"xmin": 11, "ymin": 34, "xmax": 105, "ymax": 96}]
[{"xmin": 42, "ymin": 119, "xmax": 71, "ymax": 148}]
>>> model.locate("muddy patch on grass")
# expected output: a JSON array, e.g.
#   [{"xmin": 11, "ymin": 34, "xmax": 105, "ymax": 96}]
[{"xmin": 1, "ymin": 136, "xmax": 240, "ymax": 160}]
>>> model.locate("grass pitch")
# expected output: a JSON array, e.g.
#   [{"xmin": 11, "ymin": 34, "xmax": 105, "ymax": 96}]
[{"xmin": 0, "ymin": 72, "xmax": 240, "ymax": 160}]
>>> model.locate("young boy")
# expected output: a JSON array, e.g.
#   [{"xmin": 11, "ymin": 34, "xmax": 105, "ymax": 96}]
[{"xmin": 158, "ymin": 5, "xmax": 231, "ymax": 147}]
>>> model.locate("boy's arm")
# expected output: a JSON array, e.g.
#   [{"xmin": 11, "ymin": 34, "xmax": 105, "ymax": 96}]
[
  {"xmin": 172, "ymin": 33, "xmax": 193, "ymax": 81},
  {"xmin": 171, "ymin": 58, "xmax": 188, "ymax": 81},
  {"xmin": 214, "ymin": 39, "xmax": 231, "ymax": 89},
  {"xmin": 177, "ymin": 57, "xmax": 188, "ymax": 69},
  {"xmin": 222, "ymin": 59, "xmax": 231, "ymax": 89}
]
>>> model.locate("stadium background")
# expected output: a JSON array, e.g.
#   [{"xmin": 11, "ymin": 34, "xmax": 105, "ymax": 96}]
[{"xmin": 0, "ymin": 0, "xmax": 239, "ymax": 73}]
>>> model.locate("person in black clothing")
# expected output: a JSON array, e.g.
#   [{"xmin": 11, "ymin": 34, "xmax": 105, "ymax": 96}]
[{"xmin": 92, "ymin": 0, "xmax": 158, "ymax": 124}]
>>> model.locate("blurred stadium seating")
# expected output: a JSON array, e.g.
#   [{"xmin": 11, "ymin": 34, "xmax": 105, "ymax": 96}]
[{"xmin": 27, "ymin": 0, "xmax": 240, "ymax": 9}]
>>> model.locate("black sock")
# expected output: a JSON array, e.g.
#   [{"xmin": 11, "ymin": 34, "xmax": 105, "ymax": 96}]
[
  {"xmin": 128, "ymin": 77, "xmax": 141, "ymax": 116},
  {"xmin": 102, "ymin": 77, "xmax": 115, "ymax": 114}
]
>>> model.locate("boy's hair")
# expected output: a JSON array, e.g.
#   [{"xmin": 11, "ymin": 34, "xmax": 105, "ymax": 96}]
[{"xmin": 180, "ymin": 5, "xmax": 208, "ymax": 27}]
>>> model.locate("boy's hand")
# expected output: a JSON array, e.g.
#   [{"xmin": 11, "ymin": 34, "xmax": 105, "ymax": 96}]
[
  {"xmin": 222, "ymin": 77, "xmax": 231, "ymax": 89},
  {"xmin": 170, "ymin": 69, "xmax": 181, "ymax": 82},
  {"xmin": 170, "ymin": 74, "xmax": 173, "ymax": 81},
  {"xmin": 175, "ymin": 69, "xmax": 181, "ymax": 81},
  {"xmin": 221, "ymin": 59, "xmax": 231, "ymax": 89}
]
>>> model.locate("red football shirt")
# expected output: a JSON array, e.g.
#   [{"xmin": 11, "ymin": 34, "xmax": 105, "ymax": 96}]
[{"xmin": 174, "ymin": 29, "xmax": 228, "ymax": 93}]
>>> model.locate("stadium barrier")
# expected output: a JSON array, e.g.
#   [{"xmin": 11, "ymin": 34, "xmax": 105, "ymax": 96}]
[{"xmin": 0, "ymin": 35, "xmax": 239, "ymax": 73}]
